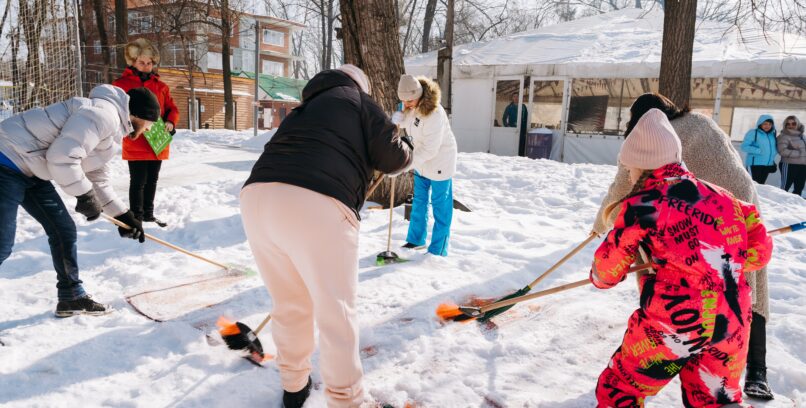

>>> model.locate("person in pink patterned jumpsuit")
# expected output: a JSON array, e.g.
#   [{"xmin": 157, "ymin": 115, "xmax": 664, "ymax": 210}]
[{"xmin": 591, "ymin": 109, "xmax": 773, "ymax": 408}]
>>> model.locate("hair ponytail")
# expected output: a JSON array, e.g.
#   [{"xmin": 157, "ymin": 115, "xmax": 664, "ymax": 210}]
[{"xmin": 601, "ymin": 170, "xmax": 653, "ymax": 225}]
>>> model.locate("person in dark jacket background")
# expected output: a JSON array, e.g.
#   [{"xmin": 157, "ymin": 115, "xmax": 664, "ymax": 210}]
[
  {"xmin": 240, "ymin": 65, "xmax": 412, "ymax": 408},
  {"xmin": 502, "ymin": 92, "xmax": 529, "ymax": 155}
]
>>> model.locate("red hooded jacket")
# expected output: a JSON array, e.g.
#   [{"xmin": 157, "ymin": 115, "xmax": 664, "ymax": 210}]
[{"xmin": 113, "ymin": 68, "xmax": 180, "ymax": 160}]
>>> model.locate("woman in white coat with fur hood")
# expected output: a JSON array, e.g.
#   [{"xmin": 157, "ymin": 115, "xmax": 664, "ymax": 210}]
[{"xmin": 394, "ymin": 74, "xmax": 457, "ymax": 256}]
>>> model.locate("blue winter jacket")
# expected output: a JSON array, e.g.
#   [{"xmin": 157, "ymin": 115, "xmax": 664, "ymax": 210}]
[{"xmin": 741, "ymin": 114, "xmax": 778, "ymax": 167}]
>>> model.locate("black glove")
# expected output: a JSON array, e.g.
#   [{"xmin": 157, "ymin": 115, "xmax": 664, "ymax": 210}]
[
  {"xmin": 114, "ymin": 210, "xmax": 145, "ymax": 243},
  {"xmin": 75, "ymin": 191, "xmax": 102, "ymax": 221}
]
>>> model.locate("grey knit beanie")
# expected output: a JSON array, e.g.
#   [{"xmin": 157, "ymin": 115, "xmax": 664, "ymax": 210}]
[{"xmin": 397, "ymin": 74, "xmax": 423, "ymax": 101}]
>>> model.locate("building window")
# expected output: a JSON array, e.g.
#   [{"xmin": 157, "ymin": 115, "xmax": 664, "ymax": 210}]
[
  {"xmin": 262, "ymin": 60, "xmax": 284, "ymax": 76},
  {"xmin": 164, "ymin": 44, "xmax": 195, "ymax": 67},
  {"xmin": 207, "ymin": 52, "xmax": 223, "ymax": 70},
  {"xmin": 207, "ymin": 16, "xmax": 233, "ymax": 36},
  {"xmin": 128, "ymin": 10, "xmax": 153, "ymax": 34},
  {"xmin": 262, "ymin": 29, "xmax": 284, "ymax": 46},
  {"xmin": 94, "ymin": 40, "xmax": 101, "ymax": 54}
]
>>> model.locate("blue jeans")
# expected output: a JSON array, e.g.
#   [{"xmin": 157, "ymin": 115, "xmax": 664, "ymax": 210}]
[
  {"xmin": 0, "ymin": 166, "xmax": 85, "ymax": 301},
  {"xmin": 406, "ymin": 172, "xmax": 453, "ymax": 256}
]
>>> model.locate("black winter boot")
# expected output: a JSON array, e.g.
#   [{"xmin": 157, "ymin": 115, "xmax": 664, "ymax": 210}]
[
  {"xmin": 143, "ymin": 214, "xmax": 168, "ymax": 228},
  {"xmin": 744, "ymin": 312, "xmax": 774, "ymax": 400},
  {"xmin": 55, "ymin": 296, "xmax": 109, "ymax": 317},
  {"xmin": 745, "ymin": 366, "xmax": 774, "ymax": 400},
  {"xmin": 283, "ymin": 377, "xmax": 312, "ymax": 408}
]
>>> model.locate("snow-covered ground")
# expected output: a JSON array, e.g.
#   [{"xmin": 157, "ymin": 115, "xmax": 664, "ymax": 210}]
[{"xmin": 1, "ymin": 129, "xmax": 804, "ymax": 407}]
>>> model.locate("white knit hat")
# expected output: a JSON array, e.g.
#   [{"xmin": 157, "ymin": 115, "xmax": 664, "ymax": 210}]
[
  {"xmin": 618, "ymin": 108, "xmax": 682, "ymax": 171},
  {"xmin": 337, "ymin": 64, "xmax": 371, "ymax": 95},
  {"xmin": 397, "ymin": 74, "xmax": 423, "ymax": 101}
]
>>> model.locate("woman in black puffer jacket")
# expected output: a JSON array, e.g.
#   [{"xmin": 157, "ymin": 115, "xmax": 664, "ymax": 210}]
[{"xmin": 240, "ymin": 65, "xmax": 412, "ymax": 408}]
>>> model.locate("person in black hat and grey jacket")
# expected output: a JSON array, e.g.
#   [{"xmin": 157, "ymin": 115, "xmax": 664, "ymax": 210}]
[{"xmin": 0, "ymin": 85, "xmax": 160, "ymax": 317}]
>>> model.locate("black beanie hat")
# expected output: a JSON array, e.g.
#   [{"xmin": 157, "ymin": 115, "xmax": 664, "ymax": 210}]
[{"xmin": 127, "ymin": 87, "xmax": 160, "ymax": 122}]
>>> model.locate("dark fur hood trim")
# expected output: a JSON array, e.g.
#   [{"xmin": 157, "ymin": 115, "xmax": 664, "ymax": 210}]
[{"xmin": 416, "ymin": 76, "xmax": 441, "ymax": 116}]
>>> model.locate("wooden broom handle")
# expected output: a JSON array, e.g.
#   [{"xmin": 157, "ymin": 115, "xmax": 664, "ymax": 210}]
[
  {"xmin": 366, "ymin": 174, "xmax": 385, "ymax": 199},
  {"xmin": 479, "ymin": 263, "xmax": 650, "ymax": 313},
  {"xmin": 386, "ymin": 177, "xmax": 396, "ymax": 252},
  {"xmin": 526, "ymin": 232, "xmax": 597, "ymax": 289},
  {"xmin": 101, "ymin": 213, "xmax": 230, "ymax": 270},
  {"xmin": 481, "ymin": 223, "xmax": 797, "ymax": 313},
  {"xmin": 254, "ymin": 314, "xmax": 272, "ymax": 335}
]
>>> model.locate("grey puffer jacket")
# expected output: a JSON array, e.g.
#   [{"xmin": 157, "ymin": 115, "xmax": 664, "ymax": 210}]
[
  {"xmin": 0, "ymin": 85, "xmax": 132, "ymax": 215},
  {"xmin": 777, "ymin": 121, "xmax": 806, "ymax": 165},
  {"xmin": 592, "ymin": 112, "xmax": 769, "ymax": 319}
]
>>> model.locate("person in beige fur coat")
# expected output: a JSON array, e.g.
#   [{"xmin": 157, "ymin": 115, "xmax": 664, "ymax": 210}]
[{"xmin": 591, "ymin": 93, "xmax": 774, "ymax": 401}]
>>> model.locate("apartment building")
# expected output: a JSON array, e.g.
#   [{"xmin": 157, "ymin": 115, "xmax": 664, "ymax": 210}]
[{"xmin": 81, "ymin": 0, "xmax": 305, "ymax": 130}]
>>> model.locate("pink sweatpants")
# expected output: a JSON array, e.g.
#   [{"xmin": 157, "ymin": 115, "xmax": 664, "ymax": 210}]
[{"xmin": 240, "ymin": 182, "xmax": 363, "ymax": 407}]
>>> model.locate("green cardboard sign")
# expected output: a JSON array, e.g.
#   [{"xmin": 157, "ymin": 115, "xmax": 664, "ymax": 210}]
[{"xmin": 143, "ymin": 117, "xmax": 172, "ymax": 155}]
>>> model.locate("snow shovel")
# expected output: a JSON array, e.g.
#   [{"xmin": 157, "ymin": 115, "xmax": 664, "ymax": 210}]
[
  {"xmin": 217, "ymin": 174, "xmax": 388, "ymax": 363},
  {"xmin": 376, "ymin": 177, "xmax": 406, "ymax": 265},
  {"xmin": 437, "ymin": 232, "xmax": 597, "ymax": 322},
  {"xmin": 102, "ymin": 213, "xmax": 255, "ymax": 321}
]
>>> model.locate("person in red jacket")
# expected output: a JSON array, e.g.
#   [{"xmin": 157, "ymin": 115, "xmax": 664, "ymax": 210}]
[
  {"xmin": 591, "ymin": 109, "xmax": 773, "ymax": 407},
  {"xmin": 112, "ymin": 38, "xmax": 179, "ymax": 227}
]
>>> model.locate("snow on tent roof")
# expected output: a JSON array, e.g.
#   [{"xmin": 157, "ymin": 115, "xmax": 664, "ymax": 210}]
[{"xmin": 405, "ymin": 8, "xmax": 806, "ymax": 79}]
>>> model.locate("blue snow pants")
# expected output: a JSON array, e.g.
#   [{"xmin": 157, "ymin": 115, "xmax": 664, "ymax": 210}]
[{"xmin": 405, "ymin": 171, "xmax": 453, "ymax": 256}]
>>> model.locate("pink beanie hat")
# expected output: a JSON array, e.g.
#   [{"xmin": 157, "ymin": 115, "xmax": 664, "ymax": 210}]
[
  {"xmin": 618, "ymin": 108, "xmax": 682, "ymax": 171},
  {"xmin": 337, "ymin": 64, "xmax": 371, "ymax": 95}
]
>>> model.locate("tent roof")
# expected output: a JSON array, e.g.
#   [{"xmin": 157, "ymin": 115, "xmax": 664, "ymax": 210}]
[
  {"xmin": 233, "ymin": 71, "xmax": 307, "ymax": 102},
  {"xmin": 405, "ymin": 8, "xmax": 806, "ymax": 78}
]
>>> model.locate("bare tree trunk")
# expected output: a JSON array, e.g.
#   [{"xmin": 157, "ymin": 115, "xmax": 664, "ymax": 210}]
[
  {"xmin": 222, "ymin": 0, "xmax": 234, "ymax": 129},
  {"xmin": 340, "ymin": 0, "xmax": 407, "ymax": 201},
  {"xmin": 658, "ymin": 0, "xmax": 697, "ymax": 109},
  {"xmin": 325, "ymin": 0, "xmax": 334, "ymax": 70},
  {"xmin": 319, "ymin": 0, "xmax": 327, "ymax": 69},
  {"xmin": 76, "ymin": 0, "xmax": 87, "ymax": 62},
  {"xmin": 437, "ymin": 0, "xmax": 453, "ymax": 112},
  {"xmin": 182, "ymin": 37, "xmax": 197, "ymax": 132},
  {"xmin": 401, "ymin": 0, "xmax": 417, "ymax": 55},
  {"xmin": 338, "ymin": 0, "xmax": 404, "ymax": 112},
  {"xmin": 115, "ymin": 0, "xmax": 127, "ymax": 68},
  {"xmin": 421, "ymin": 0, "xmax": 437, "ymax": 52},
  {"xmin": 11, "ymin": 25, "xmax": 22, "ymax": 112},
  {"xmin": 0, "ymin": 0, "xmax": 10, "ymax": 38},
  {"xmin": 92, "ymin": 0, "xmax": 112, "ymax": 81},
  {"xmin": 19, "ymin": 0, "xmax": 47, "ymax": 110}
]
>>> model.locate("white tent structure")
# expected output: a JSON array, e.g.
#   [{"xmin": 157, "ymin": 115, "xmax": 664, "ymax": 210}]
[{"xmin": 405, "ymin": 8, "xmax": 806, "ymax": 175}]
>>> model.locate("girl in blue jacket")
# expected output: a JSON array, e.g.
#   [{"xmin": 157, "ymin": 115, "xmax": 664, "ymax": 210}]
[{"xmin": 741, "ymin": 114, "xmax": 778, "ymax": 184}]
